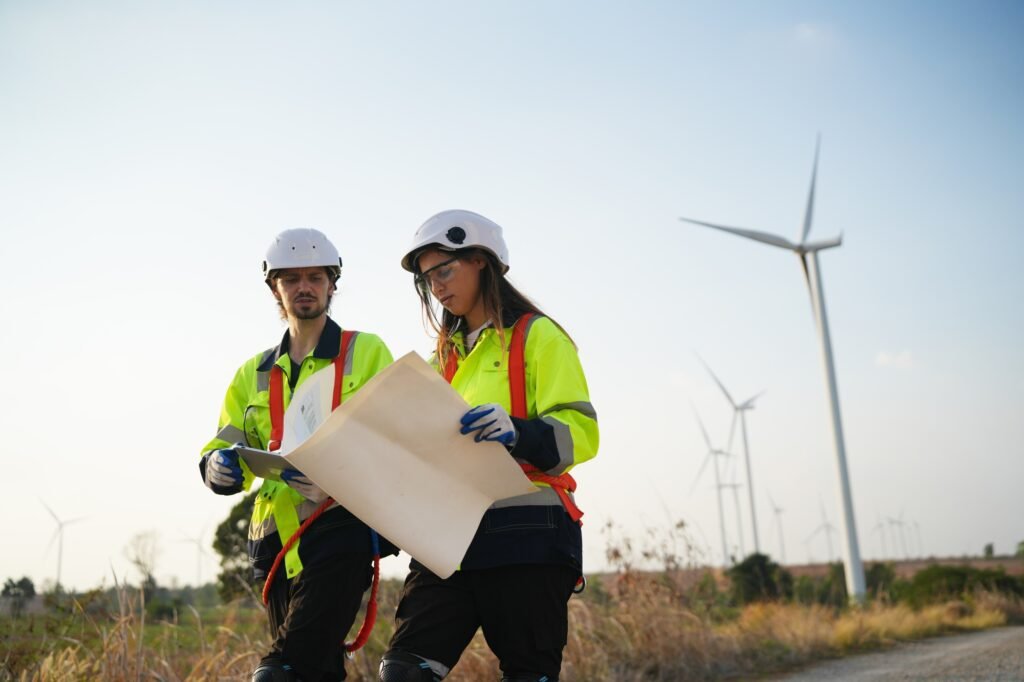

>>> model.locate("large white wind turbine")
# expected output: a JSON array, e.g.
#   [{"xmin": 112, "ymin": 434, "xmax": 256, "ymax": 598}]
[
  {"xmin": 680, "ymin": 138, "xmax": 867, "ymax": 601},
  {"xmin": 691, "ymin": 407, "xmax": 731, "ymax": 567},
  {"xmin": 41, "ymin": 500, "xmax": 84, "ymax": 593},
  {"xmin": 699, "ymin": 356, "xmax": 763, "ymax": 555}
]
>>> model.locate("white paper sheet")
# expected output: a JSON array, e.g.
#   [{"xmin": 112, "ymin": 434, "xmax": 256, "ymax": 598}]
[
  {"xmin": 248, "ymin": 352, "xmax": 539, "ymax": 578},
  {"xmin": 280, "ymin": 362, "xmax": 335, "ymax": 454}
]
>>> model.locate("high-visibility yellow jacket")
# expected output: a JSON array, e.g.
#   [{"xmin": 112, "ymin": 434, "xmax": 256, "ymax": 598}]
[
  {"xmin": 443, "ymin": 313, "xmax": 598, "ymax": 571},
  {"xmin": 200, "ymin": 318, "xmax": 395, "ymax": 580}
]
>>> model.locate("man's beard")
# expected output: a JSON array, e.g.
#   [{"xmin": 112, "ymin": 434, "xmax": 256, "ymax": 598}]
[{"xmin": 292, "ymin": 299, "xmax": 327, "ymax": 320}]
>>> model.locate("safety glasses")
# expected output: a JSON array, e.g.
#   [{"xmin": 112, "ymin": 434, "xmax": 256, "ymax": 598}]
[{"xmin": 414, "ymin": 257, "xmax": 461, "ymax": 294}]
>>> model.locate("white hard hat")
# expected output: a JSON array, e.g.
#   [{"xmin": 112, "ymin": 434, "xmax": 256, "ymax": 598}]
[
  {"xmin": 262, "ymin": 228, "xmax": 343, "ymax": 281},
  {"xmin": 401, "ymin": 209, "xmax": 510, "ymax": 273}
]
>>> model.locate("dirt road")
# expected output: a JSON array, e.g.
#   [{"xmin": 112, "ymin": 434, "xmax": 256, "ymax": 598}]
[{"xmin": 773, "ymin": 627, "xmax": 1024, "ymax": 681}]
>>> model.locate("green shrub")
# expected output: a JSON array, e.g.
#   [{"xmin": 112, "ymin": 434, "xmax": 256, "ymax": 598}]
[
  {"xmin": 897, "ymin": 565, "xmax": 1024, "ymax": 607},
  {"xmin": 726, "ymin": 553, "xmax": 793, "ymax": 605}
]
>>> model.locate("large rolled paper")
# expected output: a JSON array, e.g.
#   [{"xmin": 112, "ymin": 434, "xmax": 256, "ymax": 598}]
[{"xmin": 243, "ymin": 352, "xmax": 538, "ymax": 578}]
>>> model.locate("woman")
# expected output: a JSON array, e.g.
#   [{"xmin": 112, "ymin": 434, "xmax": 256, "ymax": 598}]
[{"xmin": 379, "ymin": 210, "xmax": 599, "ymax": 682}]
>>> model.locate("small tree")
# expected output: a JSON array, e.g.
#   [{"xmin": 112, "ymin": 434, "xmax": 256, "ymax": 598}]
[
  {"xmin": 818, "ymin": 562, "xmax": 848, "ymax": 608},
  {"xmin": 214, "ymin": 491, "xmax": 257, "ymax": 602},
  {"xmin": 984, "ymin": 542, "xmax": 995, "ymax": 559},
  {"xmin": 726, "ymin": 553, "xmax": 793, "ymax": 605},
  {"xmin": 2, "ymin": 576, "xmax": 36, "ymax": 618},
  {"xmin": 125, "ymin": 531, "xmax": 161, "ymax": 603},
  {"xmin": 1016, "ymin": 541, "xmax": 1024, "ymax": 558}
]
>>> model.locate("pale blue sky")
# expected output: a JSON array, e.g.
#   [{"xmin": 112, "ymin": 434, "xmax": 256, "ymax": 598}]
[{"xmin": 1, "ymin": 1, "xmax": 1021, "ymax": 590}]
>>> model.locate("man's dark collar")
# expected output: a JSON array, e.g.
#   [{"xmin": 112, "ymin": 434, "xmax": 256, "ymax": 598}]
[{"xmin": 257, "ymin": 317, "xmax": 342, "ymax": 371}]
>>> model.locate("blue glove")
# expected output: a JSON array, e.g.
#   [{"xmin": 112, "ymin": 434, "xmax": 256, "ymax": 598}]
[
  {"xmin": 204, "ymin": 448, "xmax": 243, "ymax": 495},
  {"xmin": 460, "ymin": 403, "xmax": 518, "ymax": 449},
  {"xmin": 281, "ymin": 469, "xmax": 329, "ymax": 504}
]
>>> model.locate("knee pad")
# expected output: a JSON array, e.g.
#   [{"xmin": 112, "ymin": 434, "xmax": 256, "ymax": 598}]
[
  {"xmin": 379, "ymin": 651, "xmax": 443, "ymax": 682},
  {"xmin": 251, "ymin": 662, "xmax": 299, "ymax": 682},
  {"xmin": 501, "ymin": 675, "xmax": 556, "ymax": 682}
]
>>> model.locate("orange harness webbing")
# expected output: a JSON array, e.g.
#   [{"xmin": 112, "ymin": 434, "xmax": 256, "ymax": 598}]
[
  {"xmin": 444, "ymin": 314, "xmax": 583, "ymax": 524},
  {"xmin": 261, "ymin": 330, "xmax": 380, "ymax": 653}
]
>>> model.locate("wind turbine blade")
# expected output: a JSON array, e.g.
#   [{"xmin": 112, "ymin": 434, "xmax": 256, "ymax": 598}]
[
  {"xmin": 63, "ymin": 516, "xmax": 87, "ymax": 527},
  {"xmin": 726, "ymin": 411, "xmax": 738, "ymax": 455},
  {"xmin": 739, "ymin": 390, "xmax": 765, "ymax": 410},
  {"xmin": 800, "ymin": 135, "xmax": 820, "ymax": 245},
  {"xmin": 680, "ymin": 217, "xmax": 798, "ymax": 251},
  {"xmin": 44, "ymin": 528, "xmax": 60, "ymax": 556},
  {"xmin": 691, "ymin": 405, "xmax": 713, "ymax": 450},
  {"xmin": 803, "ymin": 235, "xmax": 843, "ymax": 252},
  {"xmin": 696, "ymin": 354, "xmax": 737, "ymax": 407},
  {"xmin": 689, "ymin": 453, "xmax": 713, "ymax": 494},
  {"xmin": 40, "ymin": 499, "xmax": 60, "ymax": 525},
  {"xmin": 798, "ymin": 252, "xmax": 812, "ymax": 288}
]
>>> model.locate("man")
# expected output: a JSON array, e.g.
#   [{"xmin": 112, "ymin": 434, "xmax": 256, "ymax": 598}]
[{"xmin": 199, "ymin": 228, "xmax": 396, "ymax": 681}]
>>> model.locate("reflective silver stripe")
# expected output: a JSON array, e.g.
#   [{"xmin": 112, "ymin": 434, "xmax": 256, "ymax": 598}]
[
  {"xmin": 247, "ymin": 502, "xmax": 340, "ymax": 541},
  {"xmin": 541, "ymin": 416, "xmax": 576, "ymax": 475},
  {"xmin": 215, "ymin": 424, "xmax": 246, "ymax": 445},
  {"xmin": 489, "ymin": 486, "xmax": 568, "ymax": 509},
  {"xmin": 523, "ymin": 314, "xmax": 542, "ymax": 337},
  {"xmin": 257, "ymin": 370, "xmax": 271, "ymax": 393},
  {"xmin": 541, "ymin": 401, "xmax": 597, "ymax": 421},
  {"xmin": 343, "ymin": 331, "xmax": 359, "ymax": 375},
  {"xmin": 249, "ymin": 516, "xmax": 277, "ymax": 541}
]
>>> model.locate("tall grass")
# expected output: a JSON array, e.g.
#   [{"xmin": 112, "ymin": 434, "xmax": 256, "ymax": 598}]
[
  {"xmin": 5, "ymin": 576, "xmax": 1019, "ymax": 681},
  {"xmin": 4, "ymin": 526, "xmax": 1022, "ymax": 682}
]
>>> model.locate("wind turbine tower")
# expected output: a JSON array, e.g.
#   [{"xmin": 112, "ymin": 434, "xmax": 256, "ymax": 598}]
[
  {"xmin": 680, "ymin": 137, "xmax": 867, "ymax": 602},
  {"xmin": 700, "ymin": 356, "xmax": 763, "ymax": 554}
]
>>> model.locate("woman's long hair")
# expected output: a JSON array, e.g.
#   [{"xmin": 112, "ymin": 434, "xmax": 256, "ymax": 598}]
[{"xmin": 414, "ymin": 248, "xmax": 559, "ymax": 369}]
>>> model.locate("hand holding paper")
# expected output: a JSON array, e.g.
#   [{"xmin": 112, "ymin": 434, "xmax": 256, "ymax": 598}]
[
  {"xmin": 460, "ymin": 403, "xmax": 518, "ymax": 449},
  {"xmin": 282, "ymin": 469, "xmax": 330, "ymax": 504}
]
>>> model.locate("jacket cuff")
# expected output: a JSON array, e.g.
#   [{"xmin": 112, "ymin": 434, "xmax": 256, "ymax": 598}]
[{"xmin": 510, "ymin": 417, "xmax": 559, "ymax": 471}]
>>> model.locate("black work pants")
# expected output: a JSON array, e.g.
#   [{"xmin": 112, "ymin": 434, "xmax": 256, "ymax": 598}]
[
  {"xmin": 386, "ymin": 562, "xmax": 579, "ymax": 680},
  {"xmin": 262, "ymin": 553, "xmax": 373, "ymax": 681}
]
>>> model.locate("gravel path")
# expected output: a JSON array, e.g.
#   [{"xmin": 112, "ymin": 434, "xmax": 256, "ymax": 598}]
[{"xmin": 772, "ymin": 627, "xmax": 1024, "ymax": 681}]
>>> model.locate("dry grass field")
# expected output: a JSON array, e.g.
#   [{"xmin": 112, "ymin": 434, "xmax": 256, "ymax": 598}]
[{"xmin": 3, "ymin": 565, "xmax": 1022, "ymax": 681}]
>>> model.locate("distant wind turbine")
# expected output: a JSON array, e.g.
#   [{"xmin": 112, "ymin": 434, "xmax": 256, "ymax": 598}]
[
  {"xmin": 887, "ymin": 511, "xmax": 910, "ymax": 559},
  {"xmin": 806, "ymin": 500, "xmax": 838, "ymax": 562},
  {"xmin": 680, "ymin": 137, "xmax": 867, "ymax": 602},
  {"xmin": 872, "ymin": 513, "xmax": 889, "ymax": 559},
  {"xmin": 698, "ymin": 355, "xmax": 763, "ymax": 555},
  {"xmin": 179, "ymin": 524, "xmax": 210, "ymax": 587},
  {"xmin": 768, "ymin": 492, "xmax": 787, "ymax": 564},
  {"xmin": 41, "ymin": 500, "xmax": 85, "ymax": 593},
  {"xmin": 691, "ymin": 406, "xmax": 731, "ymax": 567}
]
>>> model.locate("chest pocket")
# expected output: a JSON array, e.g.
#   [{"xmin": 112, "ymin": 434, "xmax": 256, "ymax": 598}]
[{"xmin": 243, "ymin": 392, "xmax": 271, "ymax": 450}]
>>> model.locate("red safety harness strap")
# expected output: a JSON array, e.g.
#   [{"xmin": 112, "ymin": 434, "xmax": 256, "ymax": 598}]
[
  {"xmin": 445, "ymin": 315, "xmax": 583, "ymax": 525},
  {"xmin": 260, "ymin": 330, "xmax": 379, "ymax": 653}
]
